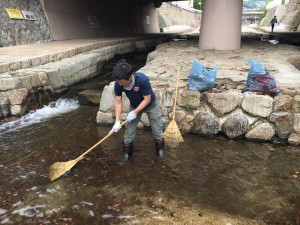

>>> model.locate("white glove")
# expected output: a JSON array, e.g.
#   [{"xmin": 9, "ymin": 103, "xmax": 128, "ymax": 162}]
[
  {"xmin": 110, "ymin": 121, "xmax": 122, "ymax": 133},
  {"xmin": 127, "ymin": 111, "xmax": 137, "ymax": 121}
]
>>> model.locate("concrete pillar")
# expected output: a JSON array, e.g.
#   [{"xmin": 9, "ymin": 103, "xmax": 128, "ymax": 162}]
[{"xmin": 199, "ymin": 0, "xmax": 243, "ymax": 50}]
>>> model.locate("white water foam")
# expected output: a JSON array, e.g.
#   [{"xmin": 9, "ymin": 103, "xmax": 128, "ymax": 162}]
[{"xmin": 0, "ymin": 98, "xmax": 79, "ymax": 134}]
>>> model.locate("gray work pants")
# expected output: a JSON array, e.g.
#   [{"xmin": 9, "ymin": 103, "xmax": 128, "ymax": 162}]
[{"xmin": 124, "ymin": 102, "xmax": 163, "ymax": 144}]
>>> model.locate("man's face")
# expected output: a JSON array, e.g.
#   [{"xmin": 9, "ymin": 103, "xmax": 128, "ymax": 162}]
[{"xmin": 117, "ymin": 75, "xmax": 132, "ymax": 87}]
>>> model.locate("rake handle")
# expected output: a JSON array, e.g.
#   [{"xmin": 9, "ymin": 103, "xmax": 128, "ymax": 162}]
[
  {"xmin": 75, "ymin": 120, "xmax": 128, "ymax": 162},
  {"xmin": 172, "ymin": 67, "xmax": 180, "ymax": 120}
]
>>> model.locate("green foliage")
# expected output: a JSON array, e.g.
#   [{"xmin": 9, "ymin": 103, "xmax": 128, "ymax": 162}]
[
  {"xmin": 185, "ymin": 103, "xmax": 194, "ymax": 110},
  {"xmin": 281, "ymin": 0, "xmax": 285, "ymax": 4},
  {"xmin": 193, "ymin": 0, "xmax": 204, "ymax": 10},
  {"xmin": 258, "ymin": 0, "xmax": 273, "ymax": 24}
]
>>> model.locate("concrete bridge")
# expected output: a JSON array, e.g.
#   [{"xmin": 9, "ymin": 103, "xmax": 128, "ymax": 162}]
[
  {"xmin": 1, "ymin": 0, "xmax": 248, "ymax": 50},
  {"xmin": 1, "ymin": 0, "xmax": 299, "ymax": 50},
  {"xmin": 41, "ymin": 0, "xmax": 244, "ymax": 50}
]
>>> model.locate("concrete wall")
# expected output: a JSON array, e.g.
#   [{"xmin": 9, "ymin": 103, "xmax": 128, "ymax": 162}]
[
  {"xmin": 0, "ymin": 0, "xmax": 53, "ymax": 47},
  {"xmin": 158, "ymin": 2, "xmax": 201, "ymax": 28},
  {"xmin": 0, "ymin": 0, "xmax": 160, "ymax": 46}
]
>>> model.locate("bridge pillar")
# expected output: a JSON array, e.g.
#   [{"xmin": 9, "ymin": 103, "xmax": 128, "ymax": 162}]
[{"xmin": 199, "ymin": 0, "xmax": 243, "ymax": 50}]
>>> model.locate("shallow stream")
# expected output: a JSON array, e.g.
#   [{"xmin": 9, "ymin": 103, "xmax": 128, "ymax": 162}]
[{"xmin": 0, "ymin": 54, "xmax": 300, "ymax": 225}]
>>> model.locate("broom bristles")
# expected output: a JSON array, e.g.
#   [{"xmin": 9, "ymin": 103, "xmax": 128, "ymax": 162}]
[
  {"xmin": 48, "ymin": 159, "xmax": 78, "ymax": 181},
  {"xmin": 164, "ymin": 119, "xmax": 184, "ymax": 143}
]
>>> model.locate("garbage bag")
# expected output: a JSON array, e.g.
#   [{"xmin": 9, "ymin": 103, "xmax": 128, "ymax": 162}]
[
  {"xmin": 188, "ymin": 59, "xmax": 217, "ymax": 91},
  {"xmin": 242, "ymin": 59, "xmax": 280, "ymax": 94}
]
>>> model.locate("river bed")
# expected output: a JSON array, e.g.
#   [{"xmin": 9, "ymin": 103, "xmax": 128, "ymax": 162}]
[{"xmin": 0, "ymin": 53, "xmax": 300, "ymax": 225}]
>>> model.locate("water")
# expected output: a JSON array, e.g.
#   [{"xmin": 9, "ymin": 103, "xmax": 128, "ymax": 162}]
[
  {"xmin": 0, "ymin": 53, "xmax": 300, "ymax": 224},
  {"xmin": 0, "ymin": 98, "xmax": 299, "ymax": 224}
]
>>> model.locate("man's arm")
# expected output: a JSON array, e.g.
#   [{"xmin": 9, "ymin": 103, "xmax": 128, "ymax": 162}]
[
  {"xmin": 133, "ymin": 94, "xmax": 151, "ymax": 114},
  {"xmin": 115, "ymin": 95, "xmax": 123, "ymax": 121}
]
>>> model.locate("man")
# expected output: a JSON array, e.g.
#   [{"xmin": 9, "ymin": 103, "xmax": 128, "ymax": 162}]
[
  {"xmin": 270, "ymin": 16, "xmax": 278, "ymax": 33},
  {"xmin": 110, "ymin": 61, "xmax": 164, "ymax": 160}
]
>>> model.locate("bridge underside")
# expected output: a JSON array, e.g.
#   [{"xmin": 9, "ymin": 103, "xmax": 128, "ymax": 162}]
[
  {"xmin": 40, "ymin": 0, "xmax": 162, "ymax": 41},
  {"xmin": 41, "ymin": 0, "xmax": 243, "ymax": 50}
]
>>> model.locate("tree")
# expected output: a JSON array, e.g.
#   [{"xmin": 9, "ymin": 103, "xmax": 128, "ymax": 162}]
[{"xmin": 193, "ymin": 0, "xmax": 205, "ymax": 10}]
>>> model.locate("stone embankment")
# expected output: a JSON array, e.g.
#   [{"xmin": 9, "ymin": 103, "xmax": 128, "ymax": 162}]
[
  {"xmin": 0, "ymin": 36, "xmax": 170, "ymax": 119},
  {"xmin": 97, "ymin": 37, "xmax": 300, "ymax": 145}
]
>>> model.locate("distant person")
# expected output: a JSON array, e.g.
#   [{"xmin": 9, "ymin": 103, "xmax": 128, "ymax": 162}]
[
  {"xmin": 110, "ymin": 61, "xmax": 164, "ymax": 160},
  {"xmin": 270, "ymin": 16, "xmax": 278, "ymax": 33}
]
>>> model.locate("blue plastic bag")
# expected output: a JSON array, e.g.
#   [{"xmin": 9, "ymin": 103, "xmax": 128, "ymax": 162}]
[
  {"xmin": 242, "ymin": 59, "xmax": 280, "ymax": 94},
  {"xmin": 188, "ymin": 59, "xmax": 217, "ymax": 91}
]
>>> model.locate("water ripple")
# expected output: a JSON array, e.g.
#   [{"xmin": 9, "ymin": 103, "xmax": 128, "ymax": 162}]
[{"xmin": 0, "ymin": 98, "xmax": 79, "ymax": 134}]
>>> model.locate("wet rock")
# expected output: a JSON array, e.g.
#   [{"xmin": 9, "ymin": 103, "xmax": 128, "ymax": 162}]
[
  {"xmin": 288, "ymin": 133, "xmax": 300, "ymax": 146},
  {"xmin": 270, "ymin": 112, "xmax": 293, "ymax": 139},
  {"xmin": 0, "ymin": 95, "xmax": 10, "ymax": 118},
  {"xmin": 173, "ymin": 110, "xmax": 187, "ymax": 122},
  {"xmin": 245, "ymin": 122, "xmax": 275, "ymax": 141},
  {"xmin": 180, "ymin": 121, "xmax": 192, "ymax": 134},
  {"xmin": 273, "ymin": 95, "xmax": 293, "ymax": 111},
  {"xmin": 191, "ymin": 113, "xmax": 220, "ymax": 135},
  {"xmin": 205, "ymin": 90, "xmax": 242, "ymax": 116},
  {"xmin": 10, "ymin": 104, "xmax": 27, "ymax": 116},
  {"xmin": 242, "ymin": 93, "xmax": 273, "ymax": 117},
  {"xmin": 96, "ymin": 111, "xmax": 114, "ymax": 125},
  {"xmin": 222, "ymin": 114, "xmax": 249, "ymax": 139},
  {"xmin": 78, "ymin": 89, "xmax": 101, "ymax": 106}
]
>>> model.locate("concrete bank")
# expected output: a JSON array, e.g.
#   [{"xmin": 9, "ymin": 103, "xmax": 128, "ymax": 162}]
[
  {"xmin": 0, "ymin": 35, "xmax": 172, "ymax": 119},
  {"xmin": 97, "ymin": 36, "xmax": 300, "ymax": 145}
]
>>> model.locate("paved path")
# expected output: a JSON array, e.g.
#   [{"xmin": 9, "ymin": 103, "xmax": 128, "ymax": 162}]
[
  {"xmin": 0, "ymin": 27, "xmax": 299, "ymax": 89},
  {"xmin": 0, "ymin": 34, "xmax": 168, "ymax": 74}
]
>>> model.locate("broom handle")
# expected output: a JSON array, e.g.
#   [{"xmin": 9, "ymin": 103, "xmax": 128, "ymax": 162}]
[
  {"xmin": 172, "ymin": 67, "xmax": 180, "ymax": 120},
  {"xmin": 75, "ymin": 120, "xmax": 128, "ymax": 161}
]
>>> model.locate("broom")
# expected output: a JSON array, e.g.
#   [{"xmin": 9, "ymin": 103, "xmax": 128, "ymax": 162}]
[
  {"xmin": 164, "ymin": 67, "xmax": 184, "ymax": 144},
  {"xmin": 49, "ymin": 120, "xmax": 127, "ymax": 181}
]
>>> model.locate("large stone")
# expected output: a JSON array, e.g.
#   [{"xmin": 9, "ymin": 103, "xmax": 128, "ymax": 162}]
[
  {"xmin": 241, "ymin": 93, "xmax": 273, "ymax": 117},
  {"xmin": 96, "ymin": 111, "xmax": 114, "ymax": 125},
  {"xmin": 292, "ymin": 95, "xmax": 300, "ymax": 112},
  {"xmin": 0, "ymin": 78, "xmax": 22, "ymax": 91},
  {"xmin": 99, "ymin": 84, "xmax": 115, "ymax": 112},
  {"xmin": 177, "ymin": 89, "xmax": 201, "ymax": 109},
  {"xmin": 191, "ymin": 113, "xmax": 220, "ymax": 135},
  {"xmin": 205, "ymin": 90, "xmax": 242, "ymax": 116},
  {"xmin": 8, "ymin": 88, "xmax": 28, "ymax": 105},
  {"xmin": 245, "ymin": 122, "xmax": 275, "ymax": 141},
  {"xmin": 10, "ymin": 105, "xmax": 27, "ymax": 116},
  {"xmin": 273, "ymin": 95, "xmax": 292, "ymax": 111},
  {"xmin": 38, "ymin": 72, "xmax": 50, "ymax": 86},
  {"xmin": 78, "ymin": 89, "xmax": 101, "ymax": 106},
  {"xmin": 29, "ymin": 74, "xmax": 42, "ymax": 88},
  {"xmin": 294, "ymin": 113, "xmax": 300, "ymax": 134},
  {"xmin": 46, "ymin": 69, "xmax": 66, "ymax": 90},
  {"xmin": 222, "ymin": 114, "xmax": 249, "ymax": 139},
  {"xmin": 270, "ymin": 112, "xmax": 293, "ymax": 139},
  {"xmin": 288, "ymin": 133, "xmax": 300, "ymax": 146}
]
